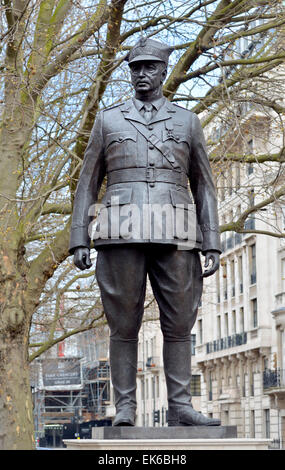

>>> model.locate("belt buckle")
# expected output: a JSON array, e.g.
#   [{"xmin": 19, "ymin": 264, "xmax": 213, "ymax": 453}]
[{"xmin": 146, "ymin": 166, "xmax": 156, "ymax": 183}]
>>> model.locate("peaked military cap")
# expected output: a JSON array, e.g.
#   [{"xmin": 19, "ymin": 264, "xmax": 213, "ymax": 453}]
[{"xmin": 126, "ymin": 38, "xmax": 174, "ymax": 65}]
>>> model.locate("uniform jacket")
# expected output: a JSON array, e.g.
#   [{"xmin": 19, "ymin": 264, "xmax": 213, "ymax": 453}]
[{"xmin": 69, "ymin": 97, "xmax": 221, "ymax": 254}]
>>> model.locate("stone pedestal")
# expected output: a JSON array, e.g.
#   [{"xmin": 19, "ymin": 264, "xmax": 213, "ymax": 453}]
[
  {"xmin": 63, "ymin": 437, "xmax": 271, "ymax": 450},
  {"xmin": 63, "ymin": 425, "xmax": 272, "ymax": 450},
  {"xmin": 92, "ymin": 425, "xmax": 237, "ymax": 440}
]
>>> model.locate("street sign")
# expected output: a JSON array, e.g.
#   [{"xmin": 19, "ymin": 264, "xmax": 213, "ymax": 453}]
[{"xmin": 42, "ymin": 358, "xmax": 82, "ymax": 390}]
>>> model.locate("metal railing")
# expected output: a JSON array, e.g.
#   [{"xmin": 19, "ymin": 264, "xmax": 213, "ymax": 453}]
[
  {"xmin": 263, "ymin": 369, "xmax": 285, "ymax": 389},
  {"xmin": 206, "ymin": 332, "xmax": 247, "ymax": 354}
]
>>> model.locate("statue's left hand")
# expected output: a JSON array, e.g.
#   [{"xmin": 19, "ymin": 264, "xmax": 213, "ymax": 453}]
[
  {"xmin": 202, "ymin": 250, "xmax": 220, "ymax": 278},
  {"xmin": 73, "ymin": 247, "xmax": 92, "ymax": 271}
]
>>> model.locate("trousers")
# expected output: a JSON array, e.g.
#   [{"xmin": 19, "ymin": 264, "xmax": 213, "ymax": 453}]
[{"xmin": 95, "ymin": 244, "xmax": 203, "ymax": 414}]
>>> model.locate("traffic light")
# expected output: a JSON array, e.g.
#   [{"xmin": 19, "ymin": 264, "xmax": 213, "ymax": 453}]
[{"xmin": 153, "ymin": 410, "xmax": 160, "ymax": 424}]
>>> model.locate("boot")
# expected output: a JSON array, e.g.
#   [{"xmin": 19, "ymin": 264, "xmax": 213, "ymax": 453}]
[
  {"xmin": 109, "ymin": 339, "xmax": 137, "ymax": 426},
  {"xmin": 164, "ymin": 340, "xmax": 221, "ymax": 426}
]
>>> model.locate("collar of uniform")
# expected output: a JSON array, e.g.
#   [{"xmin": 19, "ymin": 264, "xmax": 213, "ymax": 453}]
[
  {"xmin": 133, "ymin": 96, "xmax": 165, "ymax": 113},
  {"xmin": 120, "ymin": 97, "xmax": 175, "ymax": 125}
]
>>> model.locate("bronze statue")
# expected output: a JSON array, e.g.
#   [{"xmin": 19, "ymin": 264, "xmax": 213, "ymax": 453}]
[{"xmin": 69, "ymin": 38, "xmax": 221, "ymax": 426}]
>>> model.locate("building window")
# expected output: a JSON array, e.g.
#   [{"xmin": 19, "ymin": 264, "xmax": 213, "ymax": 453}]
[
  {"xmin": 251, "ymin": 410, "xmax": 255, "ymax": 438},
  {"xmin": 141, "ymin": 380, "xmax": 145, "ymax": 401},
  {"xmin": 152, "ymin": 377, "xmax": 155, "ymax": 399},
  {"xmin": 250, "ymin": 371, "xmax": 255, "ymax": 396},
  {"xmin": 247, "ymin": 163, "xmax": 254, "ymax": 175},
  {"xmin": 264, "ymin": 409, "xmax": 270, "ymax": 438},
  {"xmin": 243, "ymin": 373, "xmax": 247, "ymax": 397},
  {"xmin": 190, "ymin": 375, "xmax": 201, "ymax": 396},
  {"xmin": 191, "ymin": 334, "xmax": 196, "ymax": 356},
  {"xmin": 238, "ymin": 255, "xmax": 243, "ymax": 293},
  {"xmin": 240, "ymin": 307, "xmax": 245, "ymax": 332},
  {"xmin": 223, "ymin": 263, "xmax": 227, "ymax": 300},
  {"xmin": 232, "ymin": 310, "xmax": 236, "ymax": 334},
  {"xmin": 209, "ymin": 372, "xmax": 213, "ymax": 401},
  {"xmin": 224, "ymin": 313, "xmax": 229, "ymax": 337},
  {"xmin": 231, "ymin": 259, "xmax": 235, "ymax": 297},
  {"xmin": 198, "ymin": 319, "xmax": 203, "ymax": 344},
  {"xmin": 247, "ymin": 140, "xmax": 254, "ymax": 175},
  {"xmin": 249, "ymin": 244, "xmax": 257, "ymax": 284},
  {"xmin": 251, "ymin": 298, "xmax": 258, "ymax": 328},
  {"xmin": 217, "ymin": 315, "xmax": 221, "ymax": 339},
  {"xmin": 216, "ymin": 272, "xmax": 220, "ymax": 303},
  {"xmin": 156, "ymin": 376, "xmax": 159, "ymax": 398}
]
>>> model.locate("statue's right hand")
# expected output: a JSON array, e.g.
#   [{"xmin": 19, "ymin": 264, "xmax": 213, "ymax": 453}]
[{"xmin": 73, "ymin": 247, "xmax": 92, "ymax": 270}]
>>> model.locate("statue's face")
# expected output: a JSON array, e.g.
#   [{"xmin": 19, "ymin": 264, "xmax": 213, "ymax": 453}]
[{"xmin": 129, "ymin": 60, "xmax": 167, "ymax": 94}]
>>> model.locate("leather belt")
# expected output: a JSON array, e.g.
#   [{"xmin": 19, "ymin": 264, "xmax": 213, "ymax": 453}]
[{"xmin": 107, "ymin": 167, "xmax": 188, "ymax": 188}]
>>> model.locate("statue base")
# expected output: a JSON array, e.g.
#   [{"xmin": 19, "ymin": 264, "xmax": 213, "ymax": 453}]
[
  {"xmin": 63, "ymin": 425, "xmax": 272, "ymax": 450},
  {"xmin": 91, "ymin": 425, "xmax": 237, "ymax": 440}
]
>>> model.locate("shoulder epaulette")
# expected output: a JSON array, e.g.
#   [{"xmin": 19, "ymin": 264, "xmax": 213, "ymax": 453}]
[
  {"xmin": 102, "ymin": 102, "xmax": 124, "ymax": 112},
  {"xmin": 172, "ymin": 103, "xmax": 192, "ymax": 112}
]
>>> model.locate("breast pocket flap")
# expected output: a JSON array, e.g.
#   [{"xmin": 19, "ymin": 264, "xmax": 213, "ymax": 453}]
[
  {"xmin": 103, "ymin": 187, "xmax": 133, "ymax": 207},
  {"xmin": 105, "ymin": 131, "xmax": 137, "ymax": 149}
]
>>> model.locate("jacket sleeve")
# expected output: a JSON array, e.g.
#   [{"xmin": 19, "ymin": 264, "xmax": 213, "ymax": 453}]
[
  {"xmin": 69, "ymin": 111, "xmax": 106, "ymax": 254},
  {"xmin": 189, "ymin": 112, "xmax": 221, "ymax": 254}
]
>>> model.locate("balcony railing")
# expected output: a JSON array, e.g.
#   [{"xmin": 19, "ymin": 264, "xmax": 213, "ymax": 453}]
[
  {"xmin": 206, "ymin": 332, "xmax": 247, "ymax": 354},
  {"xmin": 263, "ymin": 369, "xmax": 285, "ymax": 389}
]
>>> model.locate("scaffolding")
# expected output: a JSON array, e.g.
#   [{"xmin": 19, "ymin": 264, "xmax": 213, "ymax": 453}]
[{"xmin": 83, "ymin": 359, "xmax": 110, "ymax": 420}]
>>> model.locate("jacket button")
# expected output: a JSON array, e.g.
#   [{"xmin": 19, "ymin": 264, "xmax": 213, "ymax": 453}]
[
  {"xmin": 150, "ymin": 183, "xmax": 155, "ymax": 187},
  {"xmin": 149, "ymin": 162, "xmax": 154, "ymax": 166},
  {"xmin": 149, "ymin": 145, "xmax": 154, "ymax": 150},
  {"xmin": 148, "ymin": 126, "xmax": 153, "ymax": 130}
]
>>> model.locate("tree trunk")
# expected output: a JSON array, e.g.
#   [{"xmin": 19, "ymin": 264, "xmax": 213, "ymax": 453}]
[
  {"xmin": 0, "ymin": 326, "xmax": 35, "ymax": 450},
  {"xmin": 0, "ymin": 252, "xmax": 35, "ymax": 450}
]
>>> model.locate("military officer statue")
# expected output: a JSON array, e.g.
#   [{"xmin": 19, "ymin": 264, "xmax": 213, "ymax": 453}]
[{"xmin": 69, "ymin": 38, "xmax": 221, "ymax": 426}]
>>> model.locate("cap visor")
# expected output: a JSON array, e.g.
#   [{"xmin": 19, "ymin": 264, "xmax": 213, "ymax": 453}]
[{"xmin": 128, "ymin": 55, "xmax": 165, "ymax": 64}]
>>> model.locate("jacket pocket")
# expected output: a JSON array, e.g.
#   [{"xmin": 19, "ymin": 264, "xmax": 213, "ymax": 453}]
[
  {"xmin": 105, "ymin": 131, "xmax": 137, "ymax": 150},
  {"xmin": 105, "ymin": 131, "xmax": 137, "ymax": 170},
  {"xmin": 94, "ymin": 188, "xmax": 133, "ymax": 240},
  {"xmin": 162, "ymin": 131, "xmax": 191, "ymax": 149},
  {"xmin": 169, "ymin": 189, "xmax": 201, "ymax": 242},
  {"xmin": 102, "ymin": 187, "xmax": 133, "ymax": 206}
]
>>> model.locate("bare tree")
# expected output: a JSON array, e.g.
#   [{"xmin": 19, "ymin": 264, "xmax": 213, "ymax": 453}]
[{"xmin": 0, "ymin": 0, "xmax": 284, "ymax": 449}]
